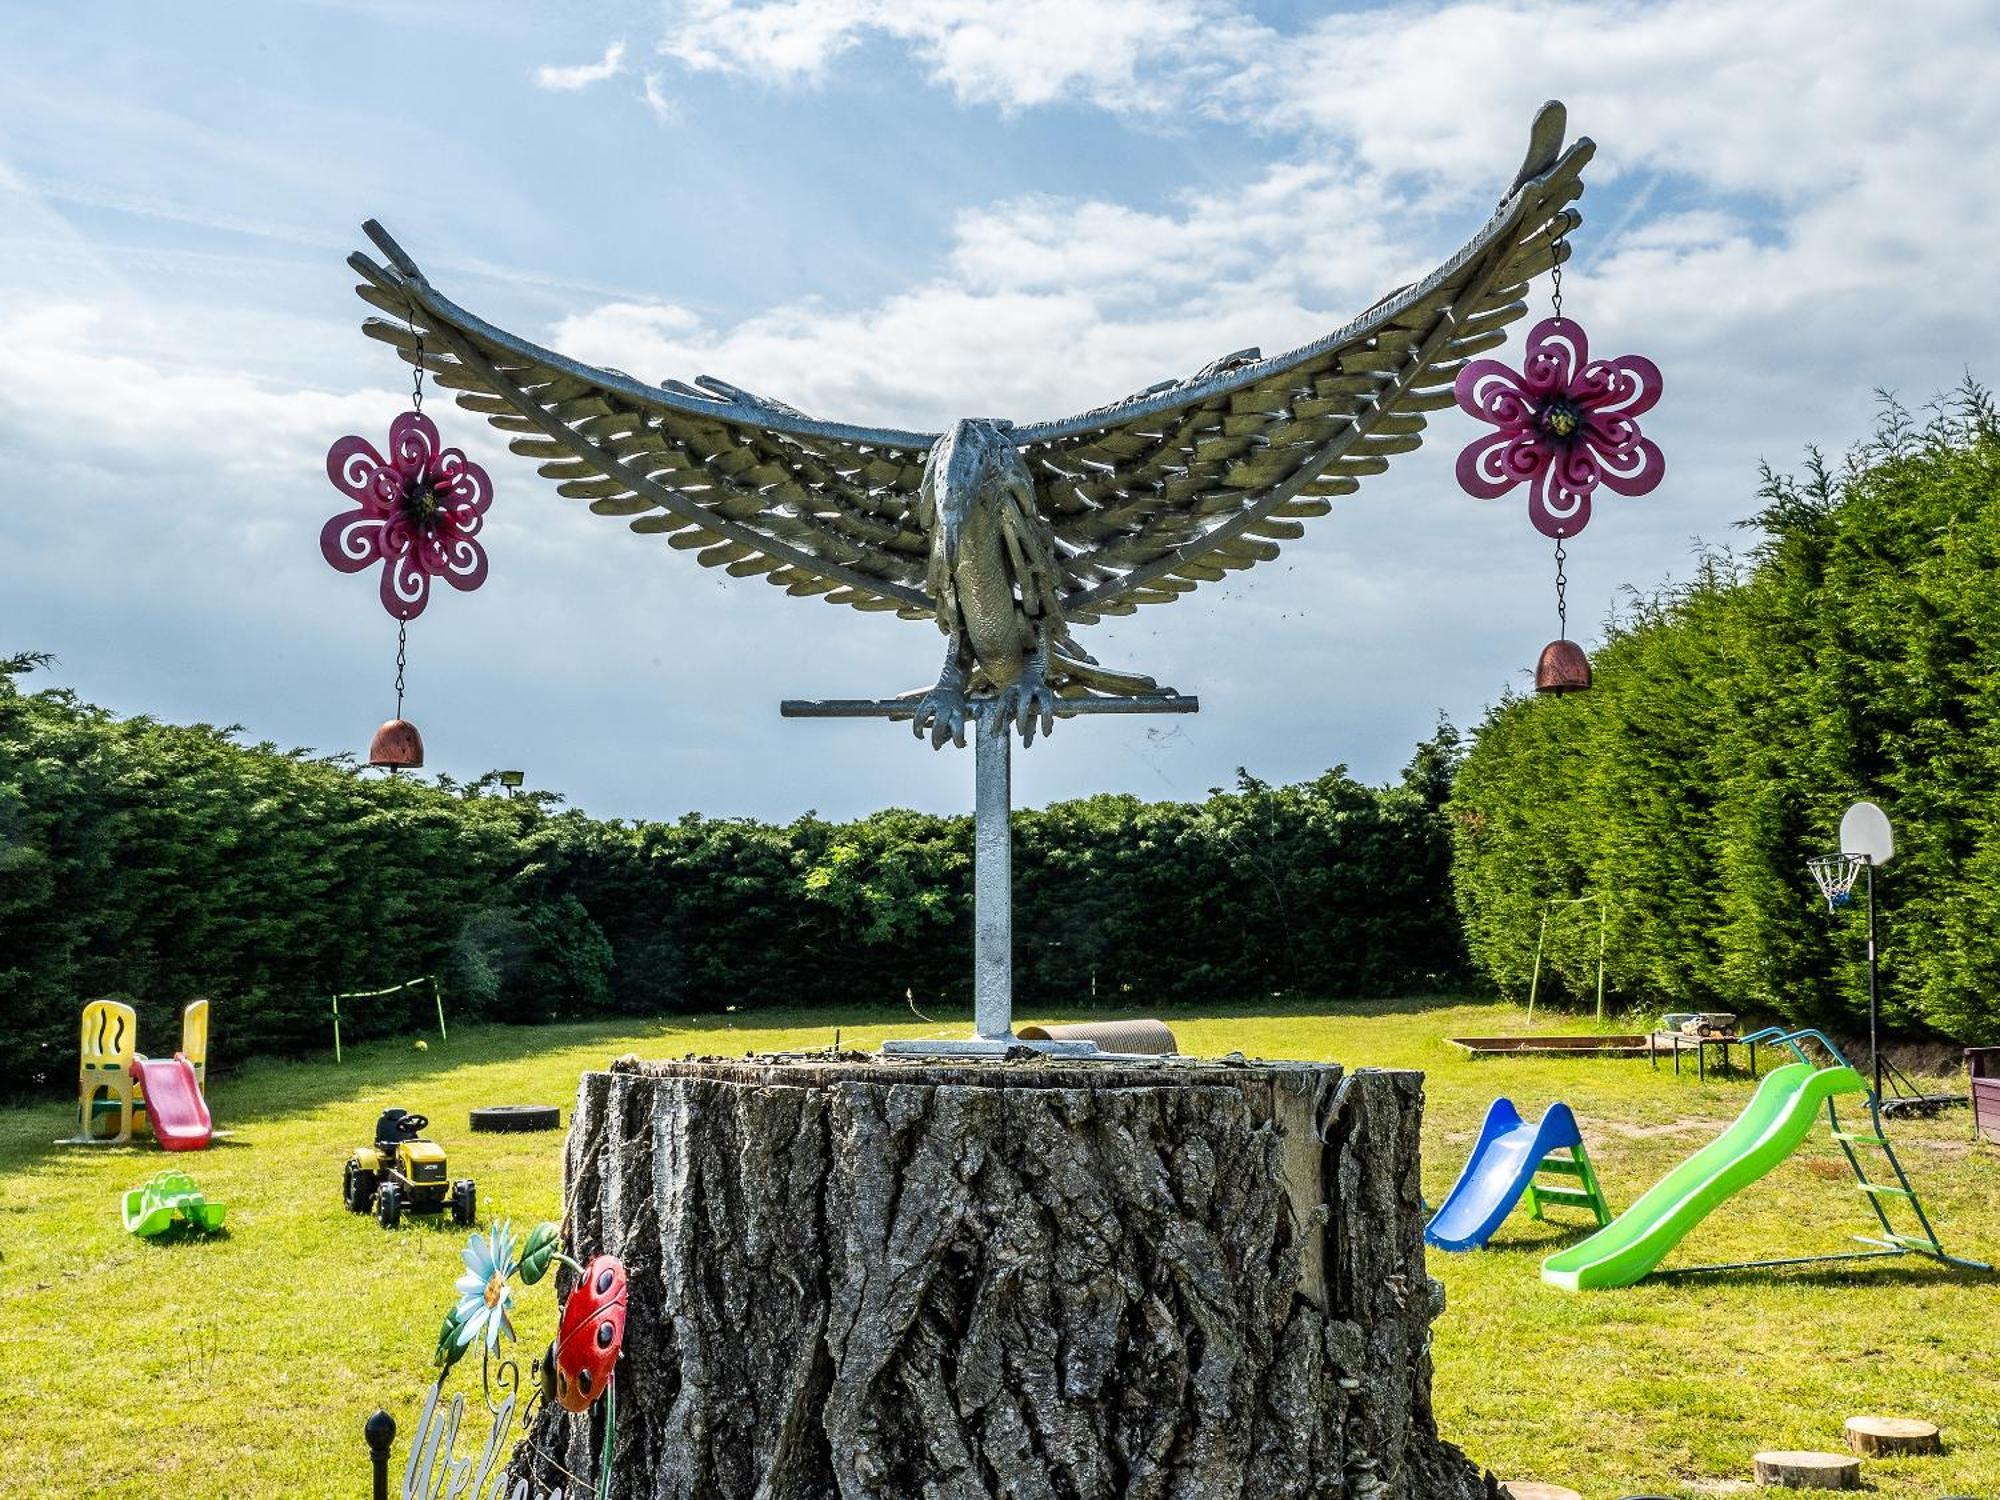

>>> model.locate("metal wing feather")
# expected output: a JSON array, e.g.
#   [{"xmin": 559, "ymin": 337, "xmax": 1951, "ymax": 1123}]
[
  {"xmin": 346, "ymin": 225, "xmax": 939, "ymax": 618},
  {"xmin": 1016, "ymin": 102, "xmax": 1594, "ymax": 623}
]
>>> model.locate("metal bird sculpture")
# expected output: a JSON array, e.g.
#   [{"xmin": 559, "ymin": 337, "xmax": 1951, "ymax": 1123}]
[{"xmin": 348, "ymin": 103, "xmax": 1591, "ymax": 747}]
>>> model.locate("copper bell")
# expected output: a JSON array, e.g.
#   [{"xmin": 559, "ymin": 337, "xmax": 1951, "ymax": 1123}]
[
  {"xmin": 368, "ymin": 717, "xmax": 425, "ymax": 769},
  {"xmin": 1534, "ymin": 638, "xmax": 1592, "ymax": 695}
]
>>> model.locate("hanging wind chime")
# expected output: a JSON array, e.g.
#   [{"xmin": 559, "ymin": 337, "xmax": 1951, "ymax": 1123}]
[
  {"xmin": 319, "ymin": 308, "xmax": 494, "ymax": 767},
  {"xmin": 1452, "ymin": 232, "xmax": 1664, "ymax": 693}
]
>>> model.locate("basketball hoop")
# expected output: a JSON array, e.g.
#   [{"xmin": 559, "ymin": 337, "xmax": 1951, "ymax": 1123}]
[{"xmin": 1807, "ymin": 852, "xmax": 1865, "ymax": 911}]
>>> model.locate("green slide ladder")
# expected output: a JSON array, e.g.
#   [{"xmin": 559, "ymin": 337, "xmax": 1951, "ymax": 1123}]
[
  {"xmin": 1523, "ymin": 1138, "xmax": 1612, "ymax": 1229},
  {"xmin": 1766, "ymin": 1029, "xmax": 1983, "ymax": 1271}
]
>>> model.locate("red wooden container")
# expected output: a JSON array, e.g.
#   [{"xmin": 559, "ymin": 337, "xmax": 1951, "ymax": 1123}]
[{"xmin": 1969, "ymin": 1048, "xmax": 2000, "ymax": 1145}]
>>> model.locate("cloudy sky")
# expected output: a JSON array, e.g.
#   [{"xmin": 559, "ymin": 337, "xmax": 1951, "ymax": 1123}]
[{"xmin": 3, "ymin": 1, "xmax": 1996, "ymax": 822}]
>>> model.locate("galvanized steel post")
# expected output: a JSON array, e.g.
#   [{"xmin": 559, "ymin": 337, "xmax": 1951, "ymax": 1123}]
[{"xmin": 973, "ymin": 705, "xmax": 1013, "ymax": 1041}]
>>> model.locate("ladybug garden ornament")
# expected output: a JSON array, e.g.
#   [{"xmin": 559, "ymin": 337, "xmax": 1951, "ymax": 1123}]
[
  {"xmin": 555, "ymin": 1254, "xmax": 628, "ymax": 1413},
  {"xmin": 426, "ymin": 1225, "xmax": 626, "ymax": 1499}
]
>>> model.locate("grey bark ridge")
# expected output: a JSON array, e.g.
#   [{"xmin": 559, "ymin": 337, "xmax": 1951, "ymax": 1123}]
[{"xmin": 512, "ymin": 1054, "xmax": 1497, "ymax": 1500}]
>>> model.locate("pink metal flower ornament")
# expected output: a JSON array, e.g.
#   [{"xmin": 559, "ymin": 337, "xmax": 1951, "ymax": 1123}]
[
  {"xmin": 1453, "ymin": 317, "xmax": 1663, "ymax": 538},
  {"xmin": 321, "ymin": 410, "xmax": 493, "ymax": 618}
]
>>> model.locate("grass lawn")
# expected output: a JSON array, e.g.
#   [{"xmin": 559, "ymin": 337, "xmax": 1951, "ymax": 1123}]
[{"xmin": 2, "ymin": 996, "xmax": 1994, "ymax": 1498}]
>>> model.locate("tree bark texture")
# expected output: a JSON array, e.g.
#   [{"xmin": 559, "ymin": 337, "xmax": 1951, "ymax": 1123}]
[{"xmin": 512, "ymin": 1054, "xmax": 1493, "ymax": 1500}]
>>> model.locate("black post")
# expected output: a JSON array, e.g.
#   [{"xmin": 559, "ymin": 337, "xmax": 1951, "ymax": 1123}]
[
  {"xmin": 365, "ymin": 1409, "xmax": 396, "ymax": 1500},
  {"xmin": 1865, "ymin": 859, "xmax": 1881, "ymax": 1107}
]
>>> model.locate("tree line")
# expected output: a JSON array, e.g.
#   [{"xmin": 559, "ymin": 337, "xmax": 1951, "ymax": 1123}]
[
  {"xmin": 1448, "ymin": 390, "xmax": 2000, "ymax": 1045},
  {"xmin": 0, "ymin": 656, "xmax": 1466, "ymax": 1092}
]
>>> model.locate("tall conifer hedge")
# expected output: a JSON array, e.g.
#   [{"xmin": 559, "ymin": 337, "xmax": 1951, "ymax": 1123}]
[{"xmin": 1449, "ymin": 392, "xmax": 2000, "ymax": 1043}]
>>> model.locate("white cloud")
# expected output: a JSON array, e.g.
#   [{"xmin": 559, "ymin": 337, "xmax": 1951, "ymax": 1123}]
[
  {"xmin": 641, "ymin": 71, "xmax": 674, "ymax": 123},
  {"xmin": 660, "ymin": 0, "xmax": 1260, "ymax": 112},
  {"xmin": 534, "ymin": 40, "xmax": 626, "ymax": 92}
]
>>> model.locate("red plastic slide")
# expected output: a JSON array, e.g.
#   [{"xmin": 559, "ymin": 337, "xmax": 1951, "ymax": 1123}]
[{"xmin": 131, "ymin": 1053, "xmax": 212, "ymax": 1151}]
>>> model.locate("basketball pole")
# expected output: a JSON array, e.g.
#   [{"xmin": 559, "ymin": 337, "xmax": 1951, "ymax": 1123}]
[{"xmin": 1865, "ymin": 858, "xmax": 1881, "ymax": 1108}]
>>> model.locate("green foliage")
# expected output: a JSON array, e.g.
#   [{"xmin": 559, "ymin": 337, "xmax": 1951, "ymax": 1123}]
[
  {"xmin": 1450, "ymin": 388, "xmax": 2000, "ymax": 1042},
  {"xmin": 516, "ymin": 1221, "xmax": 562, "ymax": 1286},
  {"xmin": 433, "ymin": 1304, "xmax": 470, "ymax": 1373},
  {"xmin": 0, "ymin": 656, "xmax": 1467, "ymax": 1089}
]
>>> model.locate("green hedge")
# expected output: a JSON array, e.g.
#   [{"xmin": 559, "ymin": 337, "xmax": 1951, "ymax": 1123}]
[
  {"xmin": 0, "ymin": 661, "xmax": 1467, "ymax": 1091},
  {"xmin": 1448, "ymin": 391, "xmax": 2000, "ymax": 1043}
]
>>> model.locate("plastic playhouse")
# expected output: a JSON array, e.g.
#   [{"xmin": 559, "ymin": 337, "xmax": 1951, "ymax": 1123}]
[
  {"xmin": 67, "ymin": 998, "xmax": 215, "ymax": 1151},
  {"xmin": 1426, "ymin": 1099, "xmax": 1612, "ymax": 1251},
  {"xmin": 1542, "ymin": 1028, "xmax": 1988, "ymax": 1289}
]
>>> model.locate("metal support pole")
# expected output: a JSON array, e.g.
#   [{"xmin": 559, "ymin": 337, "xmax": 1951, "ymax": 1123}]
[
  {"xmin": 1866, "ymin": 860, "xmax": 1881, "ymax": 1108},
  {"xmin": 1528, "ymin": 907, "xmax": 1549, "ymax": 1023},
  {"xmin": 973, "ymin": 707, "xmax": 1013, "ymax": 1043},
  {"xmin": 781, "ymin": 692, "xmax": 1199, "ymax": 1057},
  {"xmin": 1595, "ymin": 897, "xmax": 1607, "ymax": 1024}
]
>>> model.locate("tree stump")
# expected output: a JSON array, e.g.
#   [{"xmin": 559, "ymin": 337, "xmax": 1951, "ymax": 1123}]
[
  {"xmin": 511, "ymin": 1053, "xmax": 1492, "ymax": 1499},
  {"xmin": 1843, "ymin": 1415, "xmax": 1941, "ymax": 1456},
  {"xmin": 1753, "ymin": 1450, "xmax": 1861, "ymax": 1488}
]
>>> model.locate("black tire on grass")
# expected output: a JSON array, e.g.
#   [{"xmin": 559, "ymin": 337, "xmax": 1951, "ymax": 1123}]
[
  {"xmin": 469, "ymin": 1105, "xmax": 561, "ymax": 1133},
  {"xmin": 344, "ymin": 1159, "xmax": 377, "ymax": 1214}
]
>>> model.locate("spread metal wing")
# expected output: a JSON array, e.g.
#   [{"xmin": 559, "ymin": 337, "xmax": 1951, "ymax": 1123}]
[
  {"xmin": 1017, "ymin": 101, "xmax": 1594, "ymax": 624},
  {"xmin": 347, "ymin": 231, "xmax": 940, "ymax": 618}
]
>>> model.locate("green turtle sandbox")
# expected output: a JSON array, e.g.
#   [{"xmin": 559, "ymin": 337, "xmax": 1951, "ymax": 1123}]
[
  {"xmin": 121, "ymin": 1169, "xmax": 227, "ymax": 1238},
  {"xmin": 1543, "ymin": 1030, "xmax": 1988, "ymax": 1289}
]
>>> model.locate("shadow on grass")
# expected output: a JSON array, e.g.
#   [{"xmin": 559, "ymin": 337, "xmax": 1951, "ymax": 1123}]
[
  {"xmin": 1102, "ymin": 990, "xmax": 1490, "ymax": 1025},
  {"xmin": 0, "ymin": 1004, "xmax": 924, "ymax": 1175},
  {"xmin": 1654, "ymin": 1257, "xmax": 1995, "ymax": 1290},
  {"xmin": 0, "ymin": 991, "xmax": 1508, "ymax": 1178},
  {"xmin": 131, "ymin": 1225, "xmax": 233, "ymax": 1248}
]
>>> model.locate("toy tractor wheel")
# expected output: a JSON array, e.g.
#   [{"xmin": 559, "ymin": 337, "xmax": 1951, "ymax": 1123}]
[
  {"xmin": 343, "ymin": 1159, "xmax": 377, "ymax": 1214},
  {"xmin": 450, "ymin": 1179, "xmax": 477, "ymax": 1226},
  {"xmin": 375, "ymin": 1181, "xmax": 403, "ymax": 1229}
]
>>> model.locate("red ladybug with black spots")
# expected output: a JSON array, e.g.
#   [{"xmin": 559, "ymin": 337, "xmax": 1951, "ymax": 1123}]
[{"xmin": 555, "ymin": 1254, "xmax": 626, "ymax": 1413}]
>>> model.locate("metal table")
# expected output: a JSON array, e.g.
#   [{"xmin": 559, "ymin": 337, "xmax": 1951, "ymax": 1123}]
[{"xmin": 1648, "ymin": 1030, "xmax": 1756, "ymax": 1082}]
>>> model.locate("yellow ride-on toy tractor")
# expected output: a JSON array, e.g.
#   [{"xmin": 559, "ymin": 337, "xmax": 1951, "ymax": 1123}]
[{"xmin": 343, "ymin": 1108, "xmax": 475, "ymax": 1229}]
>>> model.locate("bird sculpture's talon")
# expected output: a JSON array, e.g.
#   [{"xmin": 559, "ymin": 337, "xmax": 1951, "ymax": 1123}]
[
  {"xmin": 996, "ymin": 671, "xmax": 1059, "ymax": 748},
  {"xmin": 911, "ymin": 682, "xmax": 970, "ymax": 750}
]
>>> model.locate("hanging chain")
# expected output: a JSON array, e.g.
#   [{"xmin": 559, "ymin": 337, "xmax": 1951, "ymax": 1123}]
[
  {"xmin": 395, "ymin": 297, "xmax": 422, "ymax": 726},
  {"xmin": 406, "ymin": 298, "xmax": 426, "ymax": 413},
  {"xmin": 394, "ymin": 620, "xmax": 408, "ymax": 719},
  {"xmin": 1549, "ymin": 233, "xmax": 1564, "ymax": 322},
  {"xmin": 1553, "ymin": 533, "xmax": 1569, "ymax": 639}
]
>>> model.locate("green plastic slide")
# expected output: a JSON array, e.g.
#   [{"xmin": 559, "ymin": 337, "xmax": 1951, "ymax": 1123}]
[{"xmin": 1541, "ymin": 1061, "xmax": 1866, "ymax": 1290}]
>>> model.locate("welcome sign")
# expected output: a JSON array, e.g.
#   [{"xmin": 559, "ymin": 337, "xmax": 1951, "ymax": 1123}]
[{"xmin": 400, "ymin": 1383, "xmax": 565, "ymax": 1500}]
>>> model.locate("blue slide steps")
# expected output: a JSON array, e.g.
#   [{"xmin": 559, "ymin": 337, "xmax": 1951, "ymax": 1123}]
[{"xmin": 1425, "ymin": 1099, "xmax": 1610, "ymax": 1251}]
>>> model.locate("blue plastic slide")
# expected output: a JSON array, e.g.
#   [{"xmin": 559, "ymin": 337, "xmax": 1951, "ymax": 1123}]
[{"xmin": 1425, "ymin": 1099, "xmax": 1607, "ymax": 1251}]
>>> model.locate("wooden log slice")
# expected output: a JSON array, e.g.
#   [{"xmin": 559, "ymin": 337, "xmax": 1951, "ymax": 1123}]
[
  {"xmin": 1754, "ymin": 1450, "xmax": 1861, "ymax": 1488},
  {"xmin": 1843, "ymin": 1415, "xmax": 1941, "ymax": 1456},
  {"xmin": 1501, "ymin": 1483, "xmax": 1582, "ymax": 1500}
]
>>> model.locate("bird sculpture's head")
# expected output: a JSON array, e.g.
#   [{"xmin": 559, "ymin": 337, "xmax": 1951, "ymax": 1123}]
[{"xmin": 919, "ymin": 418, "xmax": 1028, "ymax": 555}]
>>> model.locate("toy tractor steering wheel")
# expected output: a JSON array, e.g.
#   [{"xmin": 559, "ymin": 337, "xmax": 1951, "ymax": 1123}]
[{"xmin": 402, "ymin": 1113, "xmax": 428, "ymax": 1134}]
